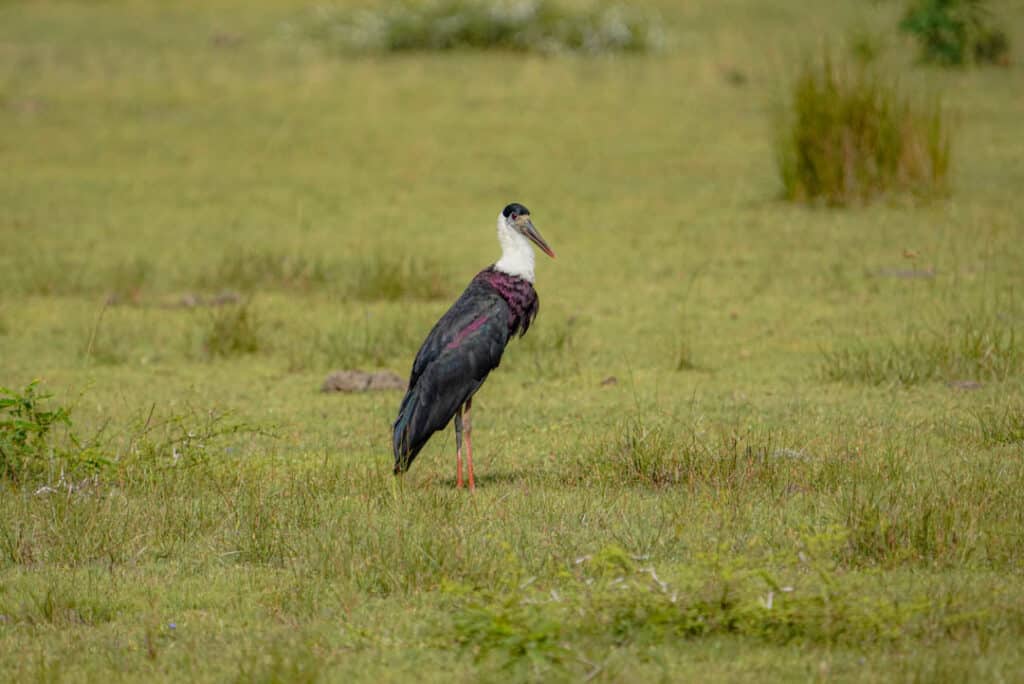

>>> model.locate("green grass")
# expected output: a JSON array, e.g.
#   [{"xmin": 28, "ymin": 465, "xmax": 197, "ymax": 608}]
[
  {"xmin": 2, "ymin": 0, "xmax": 1024, "ymax": 680},
  {"xmin": 822, "ymin": 310, "xmax": 1022, "ymax": 385}
]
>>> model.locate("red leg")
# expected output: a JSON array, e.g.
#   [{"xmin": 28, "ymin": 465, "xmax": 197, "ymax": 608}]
[
  {"xmin": 456, "ymin": 445, "xmax": 464, "ymax": 489},
  {"xmin": 464, "ymin": 399, "xmax": 475, "ymax": 492},
  {"xmin": 455, "ymin": 407, "xmax": 464, "ymax": 489}
]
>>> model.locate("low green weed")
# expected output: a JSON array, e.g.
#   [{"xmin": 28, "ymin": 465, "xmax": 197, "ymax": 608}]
[
  {"xmin": 0, "ymin": 382, "xmax": 72, "ymax": 483},
  {"xmin": 116, "ymin": 404, "xmax": 273, "ymax": 468}
]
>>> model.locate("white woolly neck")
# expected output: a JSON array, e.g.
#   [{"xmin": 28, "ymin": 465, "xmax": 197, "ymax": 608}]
[{"xmin": 493, "ymin": 212, "xmax": 535, "ymax": 283}]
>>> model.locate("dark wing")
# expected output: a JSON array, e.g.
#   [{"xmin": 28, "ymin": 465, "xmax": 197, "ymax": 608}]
[{"xmin": 393, "ymin": 286, "xmax": 511, "ymax": 472}]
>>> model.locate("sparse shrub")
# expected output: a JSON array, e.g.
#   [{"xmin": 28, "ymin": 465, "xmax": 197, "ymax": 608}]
[
  {"xmin": 0, "ymin": 382, "xmax": 106, "ymax": 484},
  {"xmin": 451, "ymin": 574, "xmax": 568, "ymax": 674},
  {"xmin": 199, "ymin": 301, "xmax": 263, "ymax": 359},
  {"xmin": 776, "ymin": 53, "xmax": 950, "ymax": 205},
  {"xmin": 901, "ymin": 0, "xmax": 1010, "ymax": 66},
  {"xmin": 0, "ymin": 382, "xmax": 71, "ymax": 482},
  {"xmin": 118, "ymin": 405, "xmax": 274, "ymax": 469},
  {"xmin": 299, "ymin": 0, "xmax": 664, "ymax": 55},
  {"xmin": 822, "ymin": 313, "xmax": 1021, "ymax": 386}
]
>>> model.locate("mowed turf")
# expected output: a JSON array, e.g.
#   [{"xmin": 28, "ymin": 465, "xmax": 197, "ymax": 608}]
[{"xmin": 2, "ymin": 0, "xmax": 1024, "ymax": 681}]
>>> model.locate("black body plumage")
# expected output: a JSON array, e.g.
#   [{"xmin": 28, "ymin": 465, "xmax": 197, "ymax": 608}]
[{"xmin": 392, "ymin": 267, "xmax": 539, "ymax": 473}]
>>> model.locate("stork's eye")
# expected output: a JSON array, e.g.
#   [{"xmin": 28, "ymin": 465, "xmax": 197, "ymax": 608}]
[{"xmin": 510, "ymin": 213, "xmax": 518, "ymax": 221}]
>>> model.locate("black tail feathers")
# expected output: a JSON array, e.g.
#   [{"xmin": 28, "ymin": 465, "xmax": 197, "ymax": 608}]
[{"xmin": 392, "ymin": 388, "xmax": 420, "ymax": 474}]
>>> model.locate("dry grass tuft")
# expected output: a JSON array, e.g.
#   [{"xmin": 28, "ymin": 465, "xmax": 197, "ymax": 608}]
[{"xmin": 776, "ymin": 53, "xmax": 950, "ymax": 206}]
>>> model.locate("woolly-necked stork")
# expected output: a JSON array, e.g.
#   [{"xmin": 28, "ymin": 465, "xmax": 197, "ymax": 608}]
[{"xmin": 392, "ymin": 203, "xmax": 555, "ymax": 490}]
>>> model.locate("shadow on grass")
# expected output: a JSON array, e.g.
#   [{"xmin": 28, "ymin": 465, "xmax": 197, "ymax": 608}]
[{"xmin": 435, "ymin": 468, "xmax": 532, "ymax": 490}]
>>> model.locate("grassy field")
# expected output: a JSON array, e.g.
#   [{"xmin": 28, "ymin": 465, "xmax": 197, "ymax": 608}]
[{"xmin": 2, "ymin": 0, "xmax": 1024, "ymax": 680}]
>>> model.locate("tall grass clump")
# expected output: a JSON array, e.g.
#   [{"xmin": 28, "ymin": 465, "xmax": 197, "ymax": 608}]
[
  {"xmin": 822, "ymin": 314, "xmax": 1022, "ymax": 386},
  {"xmin": 901, "ymin": 0, "xmax": 1010, "ymax": 66},
  {"xmin": 299, "ymin": 0, "xmax": 663, "ymax": 55},
  {"xmin": 776, "ymin": 53, "xmax": 950, "ymax": 206}
]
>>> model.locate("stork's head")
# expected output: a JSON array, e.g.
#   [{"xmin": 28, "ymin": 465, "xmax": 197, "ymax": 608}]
[
  {"xmin": 494, "ymin": 202, "xmax": 554, "ymax": 283},
  {"xmin": 500, "ymin": 203, "xmax": 555, "ymax": 259}
]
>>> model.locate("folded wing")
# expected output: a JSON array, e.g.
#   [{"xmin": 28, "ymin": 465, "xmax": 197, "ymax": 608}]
[{"xmin": 393, "ymin": 287, "xmax": 511, "ymax": 472}]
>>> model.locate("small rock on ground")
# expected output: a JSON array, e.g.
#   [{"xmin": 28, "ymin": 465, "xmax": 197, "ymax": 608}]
[{"xmin": 322, "ymin": 370, "xmax": 404, "ymax": 393}]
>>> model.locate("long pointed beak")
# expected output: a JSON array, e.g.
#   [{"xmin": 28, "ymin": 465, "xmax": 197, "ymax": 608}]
[{"xmin": 523, "ymin": 219, "xmax": 556, "ymax": 259}]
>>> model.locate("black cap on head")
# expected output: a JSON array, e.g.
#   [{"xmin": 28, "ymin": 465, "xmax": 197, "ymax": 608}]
[{"xmin": 502, "ymin": 203, "xmax": 530, "ymax": 218}]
